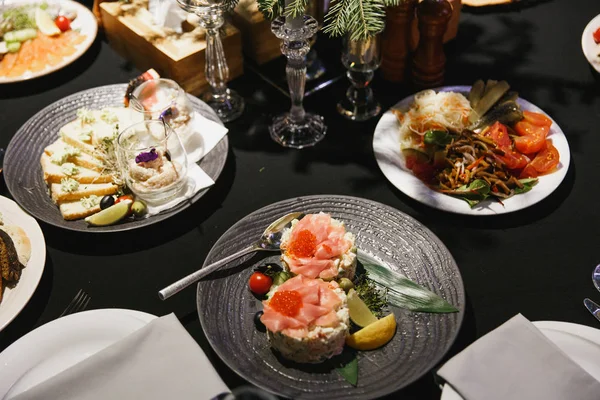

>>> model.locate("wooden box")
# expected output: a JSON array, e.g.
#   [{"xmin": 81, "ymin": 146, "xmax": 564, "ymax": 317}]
[
  {"xmin": 230, "ymin": 0, "xmax": 281, "ymax": 65},
  {"xmin": 100, "ymin": 1, "xmax": 243, "ymax": 96}
]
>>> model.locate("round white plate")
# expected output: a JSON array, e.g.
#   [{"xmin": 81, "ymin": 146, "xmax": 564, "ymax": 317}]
[
  {"xmin": 373, "ymin": 86, "xmax": 571, "ymax": 215},
  {"xmin": 0, "ymin": 0, "xmax": 98, "ymax": 84},
  {"xmin": 0, "ymin": 308, "xmax": 157, "ymax": 397},
  {"xmin": 582, "ymin": 14, "xmax": 600, "ymax": 74},
  {"xmin": 0, "ymin": 196, "xmax": 46, "ymax": 332},
  {"xmin": 440, "ymin": 321, "xmax": 600, "ymax": 400}
]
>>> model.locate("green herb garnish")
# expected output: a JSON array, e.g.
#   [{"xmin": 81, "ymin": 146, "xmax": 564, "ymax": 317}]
[
  {"xmin": 423, "ymin": 130, "xmax": 455, "ymax": 146},
  {"xmin": 353, "ymin": 272, "xmax": 387, "ymax": 318},
  {"xmin": 331, "ymin": 351, "xmax": 358, "ymax": 386}
]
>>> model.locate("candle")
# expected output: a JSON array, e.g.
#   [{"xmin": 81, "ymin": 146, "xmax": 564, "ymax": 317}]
[{"xmin": 284, "ymin": 0, "xmax": 304, "ymax": 29}]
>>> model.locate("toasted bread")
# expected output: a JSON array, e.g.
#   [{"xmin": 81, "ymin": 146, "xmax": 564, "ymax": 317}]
[
  {"xmin": 41, "ymin": 154, "xmax": 113, "ymax": 184},
  {"xmin": 0, "ymin": 225, "xmax": 31, "ymax": 266},
  {"xmin": 44, "ymin": 140, "xmax": 105, "ymax": 172},
  {"xmin": 50, "ymin": 182, "xmax": 118, "ymax": 204},
  {"xmin": 59, "ymin": 200, "xmax": 102, "ymax": 220}
]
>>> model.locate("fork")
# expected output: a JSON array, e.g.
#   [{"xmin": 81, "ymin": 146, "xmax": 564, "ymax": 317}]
[{"xmin": 59, "ymin": 289, "xmax": 91, "ymax": 318}]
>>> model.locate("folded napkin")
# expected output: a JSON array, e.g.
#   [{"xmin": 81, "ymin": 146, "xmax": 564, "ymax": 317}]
[
  {"xmin": 437, "ymin": 314, "xmax": 600, "ymax": 400},
  {"xmin": 10, "ymin": 314, "xmax": 229, "ymax": 400},
  {"xmin": 146, "ymin": 112, "xmax": 228, "ymax": 215}
]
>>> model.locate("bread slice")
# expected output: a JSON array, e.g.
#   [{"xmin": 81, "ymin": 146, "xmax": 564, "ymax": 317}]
[
  {"xmin": 50, "ymin": 182, "xmax": 118, "ymax": 204},
  {"xmin": 0, "ymin": 225, "xmax": 31, "ymax": 266},
  {"xmin": 41, "ymin": 154, "xmax": 113, "ymax": 184},
  {"xmin": 44, "ymin": 140, "xmax": 105, "ymax": 172},
  {"xmin": 59, "ymin": 120, "xmax": 97, "ymax": 156},
  {"xmin": 59, "ymin": 200, "xmax": 101, "ymax": 220}
]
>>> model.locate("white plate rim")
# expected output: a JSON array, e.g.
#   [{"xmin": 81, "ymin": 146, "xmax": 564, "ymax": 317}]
[
  {"xmin": 0, "ymin": 308, "xmax": 157, "ymax": 396},
  {"xmin": 0, "ymin": 195, "xmax": 46, "ymax": 332},
  {"xmin": 373, "ymin": 85, "xmax": 571, "ymax": 215},
  {"xmin": 440, "ymin": 321, "xmax": 600, "ymax": 400},
  {"xmin": 0, "ymin": 0, "xmax": 98, "ymax": 84},
  {"xmin": 581, "ymin": 14, "xmax": 600, "ymax": 74}
]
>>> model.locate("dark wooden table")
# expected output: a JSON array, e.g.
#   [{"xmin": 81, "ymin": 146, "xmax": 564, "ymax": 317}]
[{"xmin": 1, "ymin": 0, "xmax": 599, "ymax": 398}]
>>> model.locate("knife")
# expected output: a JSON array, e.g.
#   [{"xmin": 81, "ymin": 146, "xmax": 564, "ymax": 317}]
[{"xmin": 584, "ymin": 298, "xmax": 600, "ymax": 323}]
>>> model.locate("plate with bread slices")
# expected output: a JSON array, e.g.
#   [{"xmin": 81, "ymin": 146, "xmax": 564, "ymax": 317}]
[
  {"xmin": 3, "ymin": 83, "xmax": 228, "ymax": 232},
  {"xmin": 0, "ymin": 196, "xmax": 45, "ymax": 332}
]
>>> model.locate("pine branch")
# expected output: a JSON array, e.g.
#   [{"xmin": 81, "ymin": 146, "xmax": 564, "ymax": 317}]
[
  {"xmin": 223, "ymin": 0, "xmax": 240, "ymax": 11},
  {"xmin": 323, "ymin": 0, "xmax": 350, "ymax": 38},
  {"xmin": 284, "ymin": 0, "xmax": 308, "ymax": 18},
  {"xmin": 383, "ymin": 0, "xmax": 400, "ymax": 6},
  {"xmin": 257, "ymin": 0, "xmax": 284, "ymax": 19},
  {"xmin": 325, "ymin": 0, "xmax": 386, "ymax": 41}
]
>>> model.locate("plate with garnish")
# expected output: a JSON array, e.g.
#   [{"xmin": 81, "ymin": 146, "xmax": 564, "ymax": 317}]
[
  {"xmin": 4, "ymin": 82, "xmax": 228, "ymax": 232},
  {"xmin": 196, "ymin": 195, "xmax": 465, "ymax": 399},
  {"xmin": 582, "ymin": 14, "xmax": 600, "ymax": 74}
]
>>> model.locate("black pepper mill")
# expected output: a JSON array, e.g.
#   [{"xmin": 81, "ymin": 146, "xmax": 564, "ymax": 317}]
[{"xmin": 411, "ymin": 0, "xmax": 453, "ymax": 88}]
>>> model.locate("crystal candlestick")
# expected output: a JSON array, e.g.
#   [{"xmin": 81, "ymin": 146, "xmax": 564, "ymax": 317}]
[
  {"xmin": 337, "ymin": 32, "xmax": 382, "ymax": 121},
  {"xmin": 177, "ymin": 0, "xmax": 244, "ymax": 122},
  {"xmin": 270, "ymin": 14, "xmax": 326, "ymax": 148}
]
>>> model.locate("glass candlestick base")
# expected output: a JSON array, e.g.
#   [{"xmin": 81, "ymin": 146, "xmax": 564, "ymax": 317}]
[
  {"xmin": 270, "ymin": 112, "xmax": 326, "ymax": 148},
  {"xmin": 201, "ymin": 88, "xmax": 244, "ymax": 123}
]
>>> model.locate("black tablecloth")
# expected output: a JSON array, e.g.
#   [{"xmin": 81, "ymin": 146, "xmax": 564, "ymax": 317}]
[{"xmin": 1, "ymin": 0, "xmax": 599, "ymax": 398}]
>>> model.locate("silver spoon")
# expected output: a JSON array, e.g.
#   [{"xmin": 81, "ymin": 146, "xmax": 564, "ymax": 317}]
[
  {"xmin": 593, "ymin": 264, "xmax": 600, "ymax": 293},
  {"xmin": 158, "ymin": 212, "xmax": 304, "ymax": 300}
]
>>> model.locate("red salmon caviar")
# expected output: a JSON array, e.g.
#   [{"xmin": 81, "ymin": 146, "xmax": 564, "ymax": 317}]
[
  {"xmin": 287, "ymin": 230, "xmax": 317, "ymax": 257},
  {"xmin": 270, "ymin": 290, "xmax": 303, "ymax": 317}
]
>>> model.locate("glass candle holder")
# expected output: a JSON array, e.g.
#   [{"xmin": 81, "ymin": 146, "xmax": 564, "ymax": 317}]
[
  {"xmin": 176, "ymin": 0, "xmax": 244, "ymax": 123},
  {"xmin": 337, "ymin": 32, "xmax": 383, "ymax": 121},
  {"xmin": 129, "ymin": 78, "xmax": 196, "ymax": 141},
  {"xmin": 117, "ymin": 120, "xmax": 188, "ymax": 204},
  {"xmin": 270, "ymin": 13, "xmax": 327, "ymax": 149},
  {"xmin": 305, "ymin": 0, "xmax": 325, "ymax": 81}
]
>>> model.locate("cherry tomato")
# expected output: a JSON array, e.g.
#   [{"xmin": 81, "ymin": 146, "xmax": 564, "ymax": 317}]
[
  {"xmin": 523, "ymin": 111, "xmax": 552, "ymax": 127},
  {"xmin": 115, "ymin": 194, "xmax": 134, "ymax": 204},
  {"xmin": 530, "ymin": 140, "xmax": 560, "ymax": 174},
  {"xmin": 495, "ymin": 150, "xmax": 528, "ymax": 170},
  {"xmin": 485, "ymin": 121, "xmax": 511, "ymax": 147},
  {"xmin": 594, "ymin": 27, "xmax": 600, "ymax": 44},
  {"xmin": 249, "ymin": 272, "xmax": 272, "ymax": 295},
  {"xmin": 54, "ymin": 16, "xmax": 71, "ymax": 32},
  {"xmin": 514, "ymin": 130, "xmax": 546, "ymax": 154},
  {"xmin": 519, "ymin": 164, "xmax": 539, "ymax": 179},
  {"xmin": 514, "ymin": 120, "xmax": 550, "ymax": 138}
]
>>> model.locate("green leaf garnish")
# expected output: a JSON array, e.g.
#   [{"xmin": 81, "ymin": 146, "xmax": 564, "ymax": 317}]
[
  {"xmin": 440, "ymin": 179, "xmax": 491, "ymax": 207},
  {"xmin": 357, "ymin": 252, "xmax": 459, "ymax": 313},
  {"xmin": 513, "ymin": 178, "xmax": 539, "ymax": 194},
  {"xmin": 423, "ymin": 130, "xmax": 455, "ymax": 146},
  {"xmin": 333, "ymin": 353, "xmax": 358, "ymax": 386}
]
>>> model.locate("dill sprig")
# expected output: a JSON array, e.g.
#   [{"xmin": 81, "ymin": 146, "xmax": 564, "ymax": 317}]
[{"xmin": 353, "ymin": 272, "xmax": 387, "ymax": 318}]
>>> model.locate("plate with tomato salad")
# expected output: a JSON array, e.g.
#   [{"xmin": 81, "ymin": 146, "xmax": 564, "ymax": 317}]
[
  {"xmin": 582, "ymin": 14, "xmax": 600, "ymax": 74},
  {"xmin": 373, "ymin": 85, "xmax": 570, "ymax": 215}
]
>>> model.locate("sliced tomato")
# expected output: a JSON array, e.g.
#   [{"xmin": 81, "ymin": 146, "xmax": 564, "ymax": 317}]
[
  {"xmin": 495, "ymin": 150, "xmax": 528, "ymax": 170},
  {"xmin": 514, "ymin": 131, "xmax": 546, "ymax": 154},
  {"xmin": 523, "ymin": 111, "xmax": 552, "ymax": 127},
  {"xmin": 405, "ymin": 155, "xmax": 417, "ymax": 170},
  {"xmin": 411, "ymin": 161, "xmax": 438, "ymax": 184},
  {"xmin": 484, "ymin": 121, "xmax": 512, "ymax": 147},
  {"xmin": 519, "ymin": 164, "xmax": 539, "ymax": 179},
  {"xmin": 594, "ymin": 27, "xmax": 600, "ymax": 44},
  {"xmin": 514, "ymin": 120, "xmax": 550, "ymax": 137},
  {"xmin": 530, "ymin": 140, "xmax": 560, "ymax": 173}
]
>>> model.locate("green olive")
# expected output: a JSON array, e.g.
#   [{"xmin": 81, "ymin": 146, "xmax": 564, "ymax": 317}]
[
  {"xmin": 338, "ymin": 278, "xmax": 354, "ymax": 293},
  {"xmin": 131, "ymin": 200, "xmax": 147, "ymax": 217}
]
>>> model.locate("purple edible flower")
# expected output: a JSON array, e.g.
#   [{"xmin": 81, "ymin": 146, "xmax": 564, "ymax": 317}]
[{"xmin": 135, "ymin": 148, "xmax": 159, "ymax": 164}]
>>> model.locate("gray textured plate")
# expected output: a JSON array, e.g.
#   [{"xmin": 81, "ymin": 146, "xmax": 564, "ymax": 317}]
[
  {"xmin": 197, "ymin": 195, "xmax": 465, "ymax": 399},
  {"xmin": 4, "ymin": 84, "xmax": 228, "ymax": 233}
]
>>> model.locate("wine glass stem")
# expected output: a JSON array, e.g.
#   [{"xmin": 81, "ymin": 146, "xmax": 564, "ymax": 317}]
[
  {"xmin": 347, "ymin": 70, "xmax": 374, "ymax": 106},
  {"xmin": 287, "ymin": 55, "xmax": 307, "ymax": 123},
  {"xmin": 200, "ymin": 10, "xmax": 229, "ymax": 96}
]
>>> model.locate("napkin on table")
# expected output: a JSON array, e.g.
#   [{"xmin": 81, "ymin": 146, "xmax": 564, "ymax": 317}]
[
  {"xmin": 146, "ymin": 112, "xmax": 228, "ymax": 215},
  {"xmin": 437, "ymin": 314, "xmax": 600, "ymax": 400},
  {"xmin": 10, "ymin": 313, "xmax": 229, "ymax": 400}
]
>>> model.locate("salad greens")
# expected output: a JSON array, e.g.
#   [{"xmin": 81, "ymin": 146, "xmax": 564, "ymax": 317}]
[{"xmin": 441, "ymin": 178, "xmax": 538, "ymax": 208}]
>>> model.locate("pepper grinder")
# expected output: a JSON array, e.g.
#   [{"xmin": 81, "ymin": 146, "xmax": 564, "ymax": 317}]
[
  {"xmin": 380, "ymin": 0, "xmax": 417, "ymax": 82},
  {"xmin": 411, "ymin": 0, "xmax": 452, "ymax": 88}
]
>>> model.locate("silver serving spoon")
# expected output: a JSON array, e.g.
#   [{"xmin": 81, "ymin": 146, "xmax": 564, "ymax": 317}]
[
  {"xmin": 593, "ymin": 264, "xmax": 600, "ymax": 293},
  {"xmin": 158, "ymin": 212, "xmax": 304, "ymax": 300}
]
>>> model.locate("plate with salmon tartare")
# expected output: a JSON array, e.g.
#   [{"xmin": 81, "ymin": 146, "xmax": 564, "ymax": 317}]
[{"xmin": 197, "ymin": 195, "xmax": 465, "ymax": 399}]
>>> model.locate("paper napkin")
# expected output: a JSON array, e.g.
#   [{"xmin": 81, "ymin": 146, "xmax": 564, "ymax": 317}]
[
  {"xmin": 9, "ymin": 314, "xmax": 229, "ymax": 400},
  {"xmin": 146, "ymin": 112, "xmax": 228, "ymax": 215},
  {"xmin": 437, "ymin": 314, "xmax": 600, "ymax": 400}
]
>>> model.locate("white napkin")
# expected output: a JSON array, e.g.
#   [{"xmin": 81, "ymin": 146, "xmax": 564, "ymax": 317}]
[
  {"xmin": 149, "ymin": 0, "xmax": 188, "ymax": 32},
  {"xmin": 146, "ymin": 112, "xmax": 228, "ymax": 215},
  {"xmin": 10, "ymin": 313, "xmax": 229, "ymax": 400},
  {"xmin": 437, "ymin": 314, "xmax": 600, "ymax": 400}
]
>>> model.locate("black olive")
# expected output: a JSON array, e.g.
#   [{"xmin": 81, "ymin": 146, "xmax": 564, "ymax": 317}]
[
  {"xmin": 100, "ymin": 195, "xmax": 115, "ymax": 210},
  {"xmin": 164, "ymin": 150, "xmax": 171, "ymax": 161},
  {"xmin": 254, "ymin": 311, "xmax": 265, "ymax": 332}
]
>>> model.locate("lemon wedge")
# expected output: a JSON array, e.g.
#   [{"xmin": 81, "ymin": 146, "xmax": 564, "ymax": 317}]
[
  {"xmin": 347, "ymin": 289, "xmax": 378, "ymax": 328},
  {"xmin": 345, "ymin": 313, "xmax": 397, "ymax": 351},
  {"xmin": 35, "ymin": 8, "xmax": 61, "ymax": 36},
  {"xmin": 85, "ymin": 200, "xmax": 131, "ymax": 226}
]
